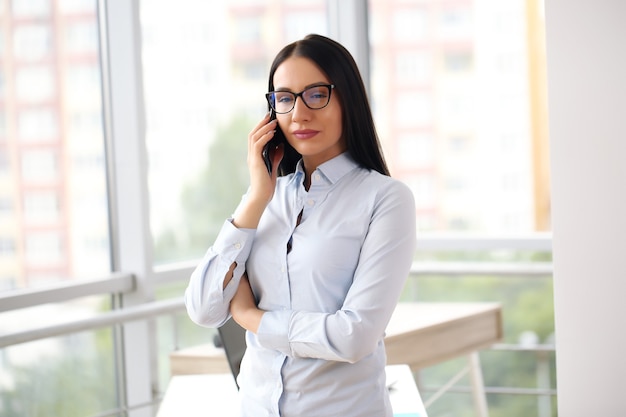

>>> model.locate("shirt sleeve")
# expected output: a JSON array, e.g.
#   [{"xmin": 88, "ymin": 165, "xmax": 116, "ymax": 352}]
[
  {"xmin": 256, "ymin": 180, "xmax": 417, "ymax": 363},
  {"xmin": 185, "ymin": 218, "xmax": 255, "ymax": 328}
]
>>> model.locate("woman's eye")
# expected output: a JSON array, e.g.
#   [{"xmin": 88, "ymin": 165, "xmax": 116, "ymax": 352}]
[{"xmin": 277, "ymin": 95, "xmax": 294, "ymax": 103}]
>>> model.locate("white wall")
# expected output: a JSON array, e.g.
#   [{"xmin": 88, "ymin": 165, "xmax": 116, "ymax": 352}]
[{"xmin": 545, "ymin": 1, "xmax": 626, "ymax": 415}]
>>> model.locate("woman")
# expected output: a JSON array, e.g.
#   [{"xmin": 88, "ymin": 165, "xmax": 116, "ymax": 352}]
[{"xmin": 185, "ymin": 34, "xmax": 416, "ymax": 417}]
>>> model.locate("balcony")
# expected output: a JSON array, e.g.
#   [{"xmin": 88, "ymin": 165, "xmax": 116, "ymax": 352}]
[{"xmin": 0, "ymin": 235, "xmax": 555, "ymax": 417}]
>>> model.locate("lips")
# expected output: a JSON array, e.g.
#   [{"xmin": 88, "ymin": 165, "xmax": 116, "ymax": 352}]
[{"xmin": 292, "ymin": 129, "xmax": 319, "ymax": 140}]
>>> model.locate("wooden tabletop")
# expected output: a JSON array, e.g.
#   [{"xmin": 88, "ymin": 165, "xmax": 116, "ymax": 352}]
[
  {"xmin": 385, "ymin": 302, "xmax": 503, "ymax": 370},
  {"xmin": 170, "ymin": 302, "xmax": 503, "ymax": 375}
]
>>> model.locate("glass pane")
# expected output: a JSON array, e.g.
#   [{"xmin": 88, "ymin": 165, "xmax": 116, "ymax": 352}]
[
  {"xmin": 0, "ymin": 298, "xmax": 120, "ymax": 417},
  {"xmin": 140, "ymin": 0, "xmax": 329, "ymax": 265},
  {"xmin": 0, "ymin": 0, "xmax": 110, "ymax": 292},
  {"xmin": 369, "ymin": 0, "xmax": 551, "ymax": 234}
]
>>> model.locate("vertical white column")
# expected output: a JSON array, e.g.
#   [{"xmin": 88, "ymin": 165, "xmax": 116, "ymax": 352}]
[
  {"xmin": 327, "ymin": 0, "xmax": 371, "ymax": 94},
  {"xmin": 100, "ymin": 0, "xmax": 156, "ymax": 416},
  {"xmin": 545, "ymin": 0, "xmax": 626, "ymax": 415}
]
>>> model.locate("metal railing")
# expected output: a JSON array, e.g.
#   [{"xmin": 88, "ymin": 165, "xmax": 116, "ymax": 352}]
[{"xmin": 0, "ymin": 235, "xmax": 555, "ymax": 416}]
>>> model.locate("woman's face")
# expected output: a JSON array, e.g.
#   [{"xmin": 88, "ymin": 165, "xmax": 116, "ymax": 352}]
[{"xmin": 272, "ymin": 56, "xmax": 345, "ymax": 171}]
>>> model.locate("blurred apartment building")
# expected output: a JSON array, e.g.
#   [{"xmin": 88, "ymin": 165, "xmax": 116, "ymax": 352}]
[
  {"xmin": 0, "ymin": 0, "xmax": 549, "ymax": 291},
  {"xmin": 0, "ymin": 0, "xmax": 108, "ymax": 290},
  {"xmin": 369, "ymin": 0, "xmax": 549, "ymax": 232},
  {"xmin": 222, "ymin": 0, "xmax": 550, "ymax": 233}
]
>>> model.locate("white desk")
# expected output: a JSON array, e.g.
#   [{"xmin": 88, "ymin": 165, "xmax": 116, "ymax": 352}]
[
  {"xmin": 169, "ymin": 303, "xmax": 502, "ymax": 417},
  {"xmin": 157, "ymin": 364, "xmax": 427, "ymax": 417}
]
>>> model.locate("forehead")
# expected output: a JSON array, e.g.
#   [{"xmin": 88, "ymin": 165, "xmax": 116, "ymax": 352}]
[{"xmin": 272, "ymin": 56, "xmax": 330, "ymax": 90}]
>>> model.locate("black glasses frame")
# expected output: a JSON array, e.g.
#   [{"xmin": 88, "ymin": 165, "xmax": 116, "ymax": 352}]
[{"xmin": 265, "ymin": 84, "xmax": 335, "ymax": 114}]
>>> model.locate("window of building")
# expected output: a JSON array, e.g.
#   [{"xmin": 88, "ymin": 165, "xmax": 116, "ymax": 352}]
[
  {"xmin": 58, "ymin": 0, "xmax": 95, "ymax": 14},
  {"xmin": 64, "ymin": 21, "xmax": 98, "ymax": 54},
  {"xmin": 0, "ymin": 196, "xmax": 13, "ymax": 217},
  {"xmin": 397, "ymin": 132, "xmax": 436, "ymax": 169},
  {"xmin": 20, "ymin": 149, "xmax": 58, "ymax": 182},
  {"xmin": 392, "ymin": 8, "xmax": 428, "ymax": 42},
  {"xmin": 283, "ymin": 11, "xmax": 327, "ymax": 42},
  {"xmin": 395, "ymin": 50, "xmax": 433, "ymax": 84},
  {"xmin": 395, "ymin": 91, "xmax": 433, "ymax": 128},
  {"xmin": 0, "ymin": 110, "xmax": 6, "ymax": 137},
  {"xmin": 234, "ymin": 16, "xmax": 262, "ymax": 44},
  {"xmin": 15, "ymin": 67, "xmax": 55, "ymax": 103},
  {"xmin": 439, "ymin": 7, "xmax": 473, "ymax": 40},
  {"xmin": 18, "ymin": 108, "xmax": 58, "ymax": 141},
  {"xmin": 24, "ymin": 232, "xmax": 63, "ymax": 264},
  {"xmin": 443, "ymin": 50, "xmax": 473, "ymax": 73},
  {"xmin": 404, "ymin": 173, "xmax": 437, "ymax": 210},
  {"xmin": 370, "ymin": 0, "xmax": 549, "ymax": 234},
  {"xmin": 13, "ymin": 24, "xmax": 51, "ymax": 61},
  {"xmin": 0, "ymin": 237, "xmax": 16, "ymax": 257},
  {"xmin": 23, "ymin": 190, "xmax": 60, "ymax": 224},
  {"xmin": 11, "ymin": 0, "xmax": 50, "ymax": 18},
  {"xmin": 64, "ymin": 64, "xmax": 101, "ymax": 105}
]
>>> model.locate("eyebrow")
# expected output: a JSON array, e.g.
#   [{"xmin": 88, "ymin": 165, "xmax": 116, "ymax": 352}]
[{"xmin": 273, "ymin": 82, "xmax": 329, "ymax": 92}]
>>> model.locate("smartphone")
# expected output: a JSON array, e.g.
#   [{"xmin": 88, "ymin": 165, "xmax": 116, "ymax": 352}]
[{"xmin": 262, "ymin": 110, "xmax": 285, "ymax": 174}]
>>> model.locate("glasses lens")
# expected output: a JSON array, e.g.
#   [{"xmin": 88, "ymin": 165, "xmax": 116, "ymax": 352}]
[
  {"xmin": 302, "ymin": 86, "xmax": 331, "ymax": 109},
  {"xmin": 267, "ymin": 85, "xmax": 332, "ymax": 113},
  {"xmin": 271, "ymin": 91, "xmax": 296, "ymax": 114}
]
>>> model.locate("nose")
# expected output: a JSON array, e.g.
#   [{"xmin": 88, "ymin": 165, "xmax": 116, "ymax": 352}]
[{"xmin": 290, "ymin": 96, "xmax": 312, "ymax": 122}]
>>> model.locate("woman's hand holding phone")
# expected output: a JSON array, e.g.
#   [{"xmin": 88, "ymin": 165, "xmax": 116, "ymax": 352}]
[{"xmin": 232, "ymin": 112, "xmax": 284, "ymax": 230}]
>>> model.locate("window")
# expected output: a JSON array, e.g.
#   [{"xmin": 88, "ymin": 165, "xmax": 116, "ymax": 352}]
[
  {"xmin": 443, "ymin": 50, "xmax": 473, "ymax": 73},
  {"xmin": 20, "ymin": 149, "xmax": 58, "ymax": 182},
  {"xmin": 0, "ymin": 196, "xmax": 13, "ymax": 218},
  {"xmin": 370, "ymin": 0, "xmax": 548, "ymax": 234},
  {"xmin": 0, "ymin": 237, "xmax": 16, "ymax": 257},
  {"xmin": 395, "ymin": 92, "xmax": 432, "ymax": 127},
  {"xmin": 18, "ymin": 108, "xmax": 58, "ymax": 141},
  {"xmin": 404, "ymin": 173, "xmax": 436, "ymax": 209},
  {"xmin": 235, "ymin": 16, "xmax": 262, "ymax": 44},
  {"xmin": 58, "ymin": 0, "xmax": 95, "ymax": 14},
  {"xmin": 284, "ymin": 11, "xmax": 327, "ymax": 42},
  {"xmin": 23, "ymin": 190, "xmax": 60, "ymax": 224},
  {"xmin": 392, "ymin": 9, "xmax": 428, "ymax": 42},
  {"xmin": 64, "ymin": 64, "xmax": 101, "ymax": 105},
  {"xmin": 0, "ymin": 110, "xmax": 6, "ymax": 136},
  {"xmin": 397, "ymin": 132, "xmax": 435, "ymax": 169},
  {"xmin": 140, "ymin": 0, "xmax": 328, "ymax": 264},
  {"xmin": 0, "ymin": 149, "xmax": 8, "ymax": 175},
  {"xmin": 15, "ymin": 67, "xmax": 55, "ymax": 103},
  {"xmin": 395, "ymin": 50, "xmax": 433, "ymax": 84},
  {"xmin": 64, "ymin": 21, "xmax": 98, "ymax": 54},
  {"xmin": 24, "ymin": 232, "xmax": 63, "ymax": 264},
  {"xmin": 13, "ymin": 24, "xmax": 52, "ymax": 61},
  {"xmin": 439, "ymin": 7, "xmax": 473, "ymax": 40},
  {"xmin": 11, "ymin": 0, "xmax": 50, "ymax": 18}
]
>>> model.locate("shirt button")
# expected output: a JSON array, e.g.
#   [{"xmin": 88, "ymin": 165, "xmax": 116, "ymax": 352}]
[
  {"xmin": 314, "ymin": 173, "xmax": 321, "ymax": 182},
  {"xmin": 234, "ymin": 242, "xmax": 241, "ymax": 249},
  {"xmin": 307, "ymin": 199, "xmax": 314, "ymax": 206}
]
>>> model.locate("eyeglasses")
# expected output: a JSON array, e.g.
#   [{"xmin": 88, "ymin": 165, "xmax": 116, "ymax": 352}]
[{"xmin": 265, "ymin": 84, "xmax": 335, "ymax": 114}]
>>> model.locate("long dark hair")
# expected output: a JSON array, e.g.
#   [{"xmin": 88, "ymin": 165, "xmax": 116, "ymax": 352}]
[{"xmin": 268, "ymin": 34, "xmax": 390, "ymax": 176}]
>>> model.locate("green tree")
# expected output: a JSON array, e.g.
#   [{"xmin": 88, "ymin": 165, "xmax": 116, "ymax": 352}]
[
  {"xmin": 1, "ymin": 328, "xmax": 117, "ymax": 417},
  {"xmin": 154, "ymin": 115, "xmax": 253, "ymax": 263}
]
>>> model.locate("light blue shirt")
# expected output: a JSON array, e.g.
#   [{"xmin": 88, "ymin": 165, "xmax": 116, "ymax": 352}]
[{"xmin": 185, "ymin": 152, "xmax": 416, "ymax": 417}]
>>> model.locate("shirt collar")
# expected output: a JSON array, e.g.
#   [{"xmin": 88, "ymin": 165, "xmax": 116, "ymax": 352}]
[{"xmin": 294, "ymin": 152, "xmax": 359, "ymax": 185}]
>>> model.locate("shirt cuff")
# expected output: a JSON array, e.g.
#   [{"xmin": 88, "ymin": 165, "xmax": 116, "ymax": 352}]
[
  {"xmin": 256, "ymin": 309, "xmax": 293, "ymax": 355},
  {"xmin": 213, "ymin": 219, "xmax": 255, "ymax": 295}
]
